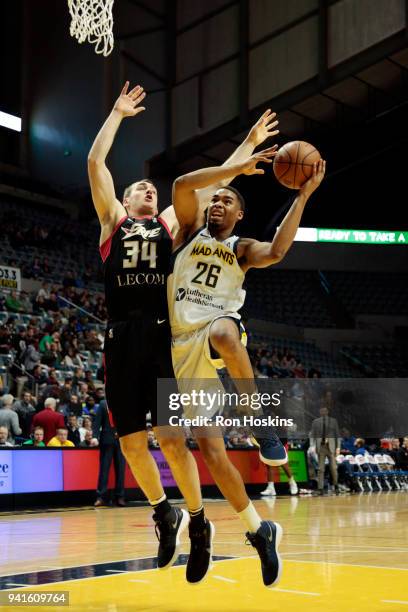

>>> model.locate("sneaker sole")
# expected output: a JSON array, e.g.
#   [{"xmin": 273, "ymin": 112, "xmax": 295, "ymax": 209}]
[
  {"xmin": 265, "ymin": 522, "xmax": 283, "ymax": 589},
  {"xmin": 260, "ymin": 491, "xmax": 276, "ymax": 496},
  {"xmin": 187, "ymin": 521, "xmax": 215, "ymax": 585},
  {"xmin": 159, "ymin": 508, "xmax": 189, "ymax": 571}
]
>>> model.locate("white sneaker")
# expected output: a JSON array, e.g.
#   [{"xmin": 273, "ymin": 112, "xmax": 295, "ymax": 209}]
[
  {"xmin": 289, "ymin": 479, "xmax": 298, "ymax": 495},
  {"xmin": 261, "ymin": 484, "xmax": 276, "ymax": 496}
]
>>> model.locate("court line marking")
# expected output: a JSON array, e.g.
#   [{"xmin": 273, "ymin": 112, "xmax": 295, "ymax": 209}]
[
  {"xmin": 274, "ymin": 588, "xmax": 320, "ymax": 596},
  {"xmin": 105, "ymin": 570, "xmax": 126, "ymax": 573},
  {"xmin": 5, "ymin": 583, "xmax": 29, "ymax": 587},
  {"xmin": 382, "ymin": 601, "xmax": 408, "ymax": 605},
  {"xmin": 212, "ymin": 575, "xmax": 237, "ymax": 583},
  {"xmin": 282, "ymin": 549, "xmax": 408, "ymax": 556},
  {"xmin": 287, "ymin": 559, "xmax": 408, "ymax": 571}
]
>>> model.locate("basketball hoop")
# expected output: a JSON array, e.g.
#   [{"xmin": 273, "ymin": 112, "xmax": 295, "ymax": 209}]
[{"xmin": 67, "ymin": 0, "xmax": 114, "ymax": 57}]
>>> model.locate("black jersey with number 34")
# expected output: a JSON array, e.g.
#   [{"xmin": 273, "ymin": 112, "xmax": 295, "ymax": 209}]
[{"xmin": 100, "ymin": 215, "xmax": 173, "ymax": 322}]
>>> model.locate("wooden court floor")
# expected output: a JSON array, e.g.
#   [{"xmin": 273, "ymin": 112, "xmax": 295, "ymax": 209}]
[{"xmin": 0, "ymin": 492, "xmax": 407, "ymax": 611}]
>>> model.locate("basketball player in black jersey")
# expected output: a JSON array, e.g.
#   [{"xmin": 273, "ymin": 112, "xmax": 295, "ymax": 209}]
[
  {"xmin": 171, "ymin": 152, "xmax": 325, "ymax": 587},
  {"xmin": 88, "ymin": 81, "xmax": 280, "ymax": 582}
]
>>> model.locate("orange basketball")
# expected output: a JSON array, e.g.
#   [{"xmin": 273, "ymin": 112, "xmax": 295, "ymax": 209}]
[{"xmin": 273, "ymin": 141, "xmax": 321, "ymax": 189}]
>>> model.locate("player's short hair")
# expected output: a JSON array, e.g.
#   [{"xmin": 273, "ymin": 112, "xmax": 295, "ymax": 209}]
[
  {"xmin": 220, "ymin": 186, "xmax": 246, "ymax": 211},
  {"xmin": 123, "ymin": 179, "xmax": 156, "ymax": 201}
]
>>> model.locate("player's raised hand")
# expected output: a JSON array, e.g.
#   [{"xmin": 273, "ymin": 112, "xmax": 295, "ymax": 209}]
[
  {"xmin": 247, "ymin": 109, "xmax": 279, "ymax": 148},
  {"xmin": 240, "ymin": 145, "xmax": 278, "ymax": 175},
  {"xmin": 300, "ymin": 159, "xmax": 326, "ymax": 197},
  {"xmin": 113, "ymin": 82, "xmax": 146, "ymax": 118}
]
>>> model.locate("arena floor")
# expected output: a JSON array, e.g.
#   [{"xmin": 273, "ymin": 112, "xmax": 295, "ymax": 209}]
[{"xmin": 1, "ymin": 493, "xmax": 407, "ymax": 611}]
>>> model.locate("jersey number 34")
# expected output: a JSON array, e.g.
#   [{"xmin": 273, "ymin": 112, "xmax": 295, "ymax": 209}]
[{"xmin": 122, "ymin": 240, "xmax": 157, "ymax": 269}]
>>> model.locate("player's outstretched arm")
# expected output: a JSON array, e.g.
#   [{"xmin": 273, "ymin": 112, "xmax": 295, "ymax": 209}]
[
  {"xmin": 161, "ymin": 110, "xmax": 279, "ymax": 232},
  {"xmin": 88, "ymin": 82, "xmax": 146, "ymax": 232},
  {"xmin": 239, "ymin": 160, "xmax": 326, "ymax": 271},
  {"xmin": 173, "ymin": 146, "xmax": 278, "ymax": 230}
]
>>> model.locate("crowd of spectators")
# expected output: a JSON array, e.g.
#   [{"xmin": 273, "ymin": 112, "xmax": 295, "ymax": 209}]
[
  {"xmin": 250, "ymin": 344, "xmax": 320, "ymax": 379},
  {"xmin": 0, "ymin": 283, "xmax": 106, "ymax": 320},
  {"xmin": 0, "ymin": 392, "xmax": 101, "ymax": 448}
]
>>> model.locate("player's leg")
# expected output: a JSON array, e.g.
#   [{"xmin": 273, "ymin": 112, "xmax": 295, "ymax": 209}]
[
  {"xmin": 209, "ymin": 317, "xmax": 287, "ymax": 467},
  {"xmin": 281, "ymin": 461, "xmax": 298, "ymax": 495},
  {"xmin": 120, "ymin": 430, "xmax": 189, "ymax": 569},
  {"xmin": 104, "ymin": 320, "xmax": 188, "ymax": 570},
  {"xmin": 261, "ymin": 465, "xmax": 276, "ymax": 496},
  {"xmin": 196, "ymin": 432, "xmax": 282, "ymax": 588}
]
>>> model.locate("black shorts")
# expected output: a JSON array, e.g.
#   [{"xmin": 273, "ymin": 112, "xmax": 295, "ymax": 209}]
[{"xmin": 104, "ymin": 318, "xmax": 174, "ymax": 437}]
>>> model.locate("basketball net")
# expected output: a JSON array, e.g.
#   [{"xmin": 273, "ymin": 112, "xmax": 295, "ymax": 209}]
[{"xmin": 67, "ymin": 0, "xmax": 114, "ymax": 57}]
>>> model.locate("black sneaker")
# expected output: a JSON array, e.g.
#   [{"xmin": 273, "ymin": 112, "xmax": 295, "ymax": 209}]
[
  {"xmin": 186, "ymin": 519, "xmax": 215, "ymax": 584},
  {"xmin": 246, "ymin": 521, "xmax": 283, "ymax": 588},
  {"xmin": 153, "ymin": 507, "xmax": 189, "ymax": 570},
  {"xmin": 251, "ymin": 429, "xmax": 288, "ymax": 466}
]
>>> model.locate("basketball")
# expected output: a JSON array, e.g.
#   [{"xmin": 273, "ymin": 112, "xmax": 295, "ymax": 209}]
[{"xmin": 273, "ymin": 140, "xmax": 321, "ymax": 189}]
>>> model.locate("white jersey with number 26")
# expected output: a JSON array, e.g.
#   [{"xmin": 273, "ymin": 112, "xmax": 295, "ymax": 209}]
[{"xmin": 168, "ymin": 226, "xmax": 246, "ymax": 337}]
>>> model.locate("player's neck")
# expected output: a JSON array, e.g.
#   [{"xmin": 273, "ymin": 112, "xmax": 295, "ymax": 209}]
[{"xmin": 207, "ymin": 224, "xmax": 233, "ymax": 242}]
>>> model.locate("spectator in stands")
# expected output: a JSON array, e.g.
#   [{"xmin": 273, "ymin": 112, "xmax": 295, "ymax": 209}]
[
  {"xmin": 39, "ymin": 331, "xmax": 53, "ymax": 354},
  {"xmin": 78, "ymin": 382, "xmax": 89, "ymax": 403},
  {"xmin": 32, "ymin": 364, "xmax": 48, "ymax": 387},
  {"xmin": 293, "ymin": 361, "xmax": 306, "ymax": 378},
  {"xmin": 84, "ymin": 370, "xmax": 96, "ymax": 393},
  {"xmin": 42, "ymin": 258, "xmax": 51, "ymax": 276},
  {"xmin": 5, "ymin": 290, "xmax": 24, "ymax": 313},
  {"xmin": 79, "ymin": 415, "xmax": 93, "ymax": 440},
  {"xmin": 340, "ymin": 428, "xmax": 356, "ymax": 454},
  {"xmin": 71, "ymin": 366, "xmax": 85, "ymax": 393},
  {"xmin": 31, "ymin": 397, "xmax": 65, "ymax": 444},
  {"xmin": 23, "ymin": 341, "xmax": 41, "ymax": 373},
  {"xmin": 47, "ymin": 427, "xmax": 75, "ymax": 447},
  {"xmin": 390, "ymin": 438, "xmax": 405, "ymax": 468},
  {"xmin": 354, "ymin": 438, "xmax": 367, "ymax": 455},
  {"xmin": 42, "ymin": 342, "xmax": 62, "ymax": 368},
  {"xmin": 310, "ymin": 406, "xmax": 340, "ymax": 494},
  {"xmin": 147, "ymin": 427, "xmax": 159, "ymax": 449},
  {"xmin": 0, "ymin": 425, "xmax": 14, "ymax": 447},
  {"xmin": 399, "ymin": 437, "xmax": 408, "ymax": 471},
  {"xmin": 45, "ymin": 292, "xmax": 59, "ymax": 313},
  {"xmin": 0, "ymin": 323, "xmax": 12, "ymax": 354},
  {"xmin": 33, "ymin": 295, "xmax": 46, "ymax": 315},
  {"xmin": 93, "ymin": 399, "xmax": 126, "ymax": 506},
  {"xmin": 23, "ymin": 426, "xmax": 46, "ymax": 448},
  {"xmin": 63, "ymin": 270, "xmax": 76, "ymax": 289},
  {"xmin": 37, "ymin": 282, "xmax": 50, "ymax": 302},
  {"xmin": 66, "ymin": 394, "xmax": 82, "ymax": 419},
  {"xmin": 79, "ymin": 429, "xmax": 99, "ymax": 448},
  {"xmin": 66, "ymin": 414, "xmax": 81, "ymax": 446},
  {"xmin": 83, "ymin": 395, "xmax": 97, "ymax": 417},
  {"xmin": 0, "ymin": 394, "xmax": 22, "ymax": 443},
  {"xmin": 13, "ymin": 391, "xmax": 36, "ymax": 437},
  {"xmin": 61, "ymin": 347, "xmax": 82, "ymax": 368},
  {"xmin": 31, "ymin": 258, "xmax": 42, "ymax": 279},
  {"xmin": 19, "ymin": 291, "xmax": 32, "ymax": 314}
]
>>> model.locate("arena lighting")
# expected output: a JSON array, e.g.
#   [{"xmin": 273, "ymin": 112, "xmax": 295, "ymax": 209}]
[
  {"xmin": 0, "ymin": 110, "xmax": 22, "ymax": 132},
  {"xmin": 292, "ymin": 227, "xmax": 408, "ymax": 245}
]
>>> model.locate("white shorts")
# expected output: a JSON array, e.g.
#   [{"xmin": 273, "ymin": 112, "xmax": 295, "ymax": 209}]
[{"xmin": 171, "ymin": 316, "xmax": 246, "ymax": 419}]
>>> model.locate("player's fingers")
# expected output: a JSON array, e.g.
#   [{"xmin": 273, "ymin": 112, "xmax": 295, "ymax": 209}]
[
  {"xmin": 129, "ymin": 85, "xmax": 143, "ymax": 98},
  {"xmin": 255, "ymin": 169, "xmax": 265, "ymax": 174},
  {"xmin": 265, "ymin": 117, "xmax": 278, "ymax": 129},
  {"xmin": 134, "ymin": 92, "xmax": 146, "ymax": 105},
  {"xmin": 121, "ymin": 81, "xmax": 130, "ymax": 95},
  {"xmin": 258, "ymin": 109, "xmax": 272, "ymax": 123},
  {"xmin": 134, "ymin": 107, "xmax": 146, "ymax": 115},
  {"xmin": 266, "ymin": 129, "xmax": 280, "ymax": 138}
]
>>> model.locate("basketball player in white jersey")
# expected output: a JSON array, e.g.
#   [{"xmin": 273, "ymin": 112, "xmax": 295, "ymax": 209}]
[
  {"xmin": 88, "ymin": 81, "xmax": 281, "ymax": 581},
  {"xmin": 169, "ymin": 150, "xmax": 326, "ymax": 587}
]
